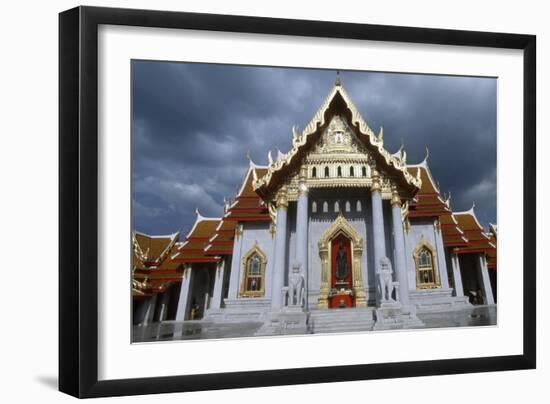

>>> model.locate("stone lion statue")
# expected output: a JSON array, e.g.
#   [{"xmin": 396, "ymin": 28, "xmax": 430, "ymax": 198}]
[
  {"xmin": 287, "ymin": 263, "xmax": 305, "ymax": 306},
  {"xmin": 377, "ymin": 256, "xmax": 394, "ymax": 302}
]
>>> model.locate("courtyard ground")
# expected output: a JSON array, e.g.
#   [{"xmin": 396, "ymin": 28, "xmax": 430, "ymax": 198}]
[{"xmin": 132, "ymin": 305, "xmax": 497, "ymax": 343}]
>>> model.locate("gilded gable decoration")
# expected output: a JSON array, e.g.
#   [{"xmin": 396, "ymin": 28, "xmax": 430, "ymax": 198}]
[{"xmin": 252, "ymin": 83, "xmax": 422, "ymax": 200}]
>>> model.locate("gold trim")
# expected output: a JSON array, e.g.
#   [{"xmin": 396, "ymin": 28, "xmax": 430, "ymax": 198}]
[
  {"xmin": 371, "ymin": 169, "xmax": 381, "ymax": 193},
  {"xmin": 239, "ymin": 244, "xmax": 267, "ymax": 298},
  {"xmin": 391, "ymin": 187, "xmax": 402, "ymax": 207},
  {"xmin": 434, "ymin": 218, "xmax": 441, "ymax": 234},
  {"xmin": 413, "ymin": 237, "xmax": 441, "ymax": 289},
  {"xmin": 252, "ymin": 84, "xmax": 422, "ymax": 193},
  {"xmin": 276, "ymin": 187, "xmax": 288, "ymax": 210},
  {"xmin": 235, "ymin": 224, "xmax": 243, "ymax": 240},
  {"xmin": 317, "ymin": 213, "xmax": 367, "ymax": 308}
]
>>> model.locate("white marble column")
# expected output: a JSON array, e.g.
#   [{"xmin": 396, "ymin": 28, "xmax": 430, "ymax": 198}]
[
  {"xmin": 227, "ymin": 224, "xmax": 244, "ymax": 299},
  {"xmin": 143, "ymin": 294, "xmax": 158, "ymax": 324},
  {"xmin": 478, "ymin": 254, "xmax": 495, "ymax": 305},
  {"xmin": 158, "ymin": 287, "xmax": 172, "ymax": 322},
  {"xmin": 434, "ymin": 221, "xmax": 450, "ymax": 290},
  {"xmin": 391, "ymin": 189, "xmax": 410, "ymax": 305},
  {"xmin": 370, "ymin": 170, "xmax": 386, "ymax": 270},
  {"xmin": 295, "ymin": 169, "xmax": 309, "ymax": 308},
  {"xmin": 175, "ymin": 266, "xmax": 193, "ymax": 321},
  {"xmin": 210, "ymin": 258, "xmax": 226, "ymax": 309},
  {"xmin": 451, "ymin": 253, "xmax": 465, "ymax": 297},
  {"xmin": 271, "ymin": 187, "xmax": 288, "ymax": 310}
]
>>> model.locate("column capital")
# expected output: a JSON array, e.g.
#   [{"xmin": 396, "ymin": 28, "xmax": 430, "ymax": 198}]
[
  {"xmin": 433, "ymin": 218, "xmax": 441, "ymax": 233},
  {"xmin": 371, "ymin": 169, "xmax": 381, "ymax": 193},
  {"xmin": 298, "ymin": 182, "xmax": 308, "ymax": 196},
  {"xmin": 391, "ymin": 188, "xmax": 402, "ymax": 207},
  {"xmin": 276, "ymin": 187, "xmax": 288, "ymax": 210}
]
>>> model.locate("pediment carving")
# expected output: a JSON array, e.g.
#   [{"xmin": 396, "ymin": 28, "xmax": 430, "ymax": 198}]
[{"xmin": 313, "ymin": 115, "xmax": 368, "ymax": 155}]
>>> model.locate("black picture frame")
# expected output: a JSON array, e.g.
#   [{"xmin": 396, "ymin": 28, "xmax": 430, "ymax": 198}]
[{"xmin": 59, "ymin": 5, "xmax": 536, "ymax": 398}]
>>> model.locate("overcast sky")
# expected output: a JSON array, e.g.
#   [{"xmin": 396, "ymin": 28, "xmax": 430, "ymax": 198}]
[{"xmin": 132, "ymin": 61, "xmax": 496, "ymax": 236}]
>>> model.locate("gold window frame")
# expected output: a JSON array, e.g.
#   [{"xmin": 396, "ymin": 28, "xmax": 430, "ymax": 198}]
[
  {"xmin": 239, "ymin": 244, "xmax": 267, "ymax": 298},
  {"xmin": 413, "ymin": 238, "xmax": 441, "ymax": 289}
]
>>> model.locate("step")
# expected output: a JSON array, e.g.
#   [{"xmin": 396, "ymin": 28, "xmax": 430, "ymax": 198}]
[{"xmin": 309, "ymin": 308, "xmax": 376, "ymax": 333}]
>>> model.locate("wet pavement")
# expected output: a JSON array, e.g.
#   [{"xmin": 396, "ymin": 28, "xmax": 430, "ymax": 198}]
[
  {"xmin": 132, "ymin": 320, "xmax": 264, "ymax": 342},
  {"xmin": 416, "ymin": 305, "xmax": 497, "ymax": 329},
  {"xmin": 132, "ymin": 305, "xmax": 497, "ymax": 343}
]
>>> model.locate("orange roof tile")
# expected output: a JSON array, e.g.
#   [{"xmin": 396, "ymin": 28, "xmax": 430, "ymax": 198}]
[
  {"xmin": 406, "ymin": 163, "xmax": 450, "ymax": 219},
  {"xmin": 440, "ymin": 213, "xmax": 469, "ymax": 248},
  {"xmin": 132, "ymin": 231, "xmax": 179, "ymax": 269},
  {"xmin": 205, "ymin": 164, "xmax": 272, "ymax": 256},
  {"xmin": 486, "ymin": 225, "xmax": 497, "ymax": 270},
  {"xmin": 172, "ymin": 214, "xmax": 221, "ymax": 264},
  {"xmin": 453, "ymin": 208, "xmax": 495, "ymax": 255}
]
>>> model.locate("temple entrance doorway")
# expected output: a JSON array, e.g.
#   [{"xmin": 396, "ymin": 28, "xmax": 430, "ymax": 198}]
[
  {"xmin": 318, "ymin": 213, "xmax": 367, "ymax": 309},
  {"xmin": 329, "ymin": 234, "xmax": 355, "ymax": 308}
]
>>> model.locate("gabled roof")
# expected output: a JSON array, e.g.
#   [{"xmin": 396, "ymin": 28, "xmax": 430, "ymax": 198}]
[
  {"xmin": 486, "ymin": 229, "xmax": 497, "ymax": 271},
  {"xmin": 440, "ymin": 213, "xmax": 469, "ymax": 248},
  {"xmin": 405, "ymin": 156, "xmax": 469, "ymax": 247},
  {"xmin": 407, "ymin": 156, "xmax": 451, "ymax": 218},
  {"xmin": 171, "ymin": 211, "xmax": 221, "ymax": 264},
  {"xmin": 253, "ymin": 80, "xmax": 422, "ymax": 198},
  {"xmin": 132, "ymin": 231, "xmax": 182, "ymax": 297},
  {"xmin": 205, "ymin": 161, "xmax": 272, "ymax": 256},
  {"xmin": 132, "ymin": 231, "xmax": 180, "ymax": 269},
  {"xmin": 453, "ymin": 204, "xmax": 495, "ymax": 255}
]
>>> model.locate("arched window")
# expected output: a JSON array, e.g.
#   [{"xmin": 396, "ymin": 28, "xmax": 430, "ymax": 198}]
[
  {"xmin": 334, "ymin": 201, "xmax": 340, "ymax": 212},
  {"xmin": 414, "ymin": 241, "xmax": 439, "ymax": 289},
  {"xmin": 356, "ymin": 200, "xmax": 362, "ymax": 212},
  {"xmin": 337, "ymin": 166, "xmax": 342, "ymax": 177},
  {"xmin": 311, "ymin": 201, "xmax": 317, "ymax": 213},
  {"xmin": 345, "ymin": 201, "xmax": 351, "ymax": 212},
  {"xmin": 362, "ymin": 166, "xmax": 367, "ymax": 177},
  {"xmin": 324, "ymin": 166, "xmax": 330, "ymax": 177},
  {"xmin": 323, "ymin": 201, "xmax": 328, "ymax": 213},
  {"xmin": 311, "ymin": 167, "xmax": 317, "ymax": 178},
  {"xmin": 349, "ymin": 166, "xmax": 354, "ymax": 177},
  {"xmin": 240, "ymin": 246, "xmax": 266, "ymax": 297}
]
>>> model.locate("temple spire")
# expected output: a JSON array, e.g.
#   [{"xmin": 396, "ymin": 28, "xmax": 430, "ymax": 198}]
[{"xmin": 335, "ymin": 70, "xmax": 341, "ymax": 86}]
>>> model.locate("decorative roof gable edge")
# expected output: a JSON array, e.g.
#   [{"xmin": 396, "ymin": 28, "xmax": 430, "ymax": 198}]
[
  {"xmin": 453, "ymin": 203, "xmax": 490, "ymax": 239},
  {"xmin": 253, "ymin": 84, "xmax": 422, "ymax": 193}
]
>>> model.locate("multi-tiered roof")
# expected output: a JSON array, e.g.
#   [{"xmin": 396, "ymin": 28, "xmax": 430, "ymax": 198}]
[{"xmin": 132, "ymin": 77, "xmax": 497, "ymax": 293}]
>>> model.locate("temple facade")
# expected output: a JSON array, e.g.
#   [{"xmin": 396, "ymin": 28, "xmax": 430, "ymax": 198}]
[{"xmin": 132, "ymin": 79, "xmax": 497, "ymax": 335}]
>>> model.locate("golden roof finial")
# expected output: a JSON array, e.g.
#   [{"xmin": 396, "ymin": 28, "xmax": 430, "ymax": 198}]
[
  {"xmin": 335, "ymin": 70, "xmax": 341, "ymax": 86},
  {"xmin": 377, "ymin": 127, "xmax": 384, "ymax": 145},
  {"xmin": 445, "ymin": 191, "xmax": 452, "ymax": 208}
]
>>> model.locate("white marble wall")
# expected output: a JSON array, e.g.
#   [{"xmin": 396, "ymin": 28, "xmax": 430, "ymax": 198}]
[
  {"xmin": 227, "ymin": 221, "xmax": 274, "ymax": 300},
  {"xmin": 304, "ymin": 194, "xmax": 394, "ymax": 307},
  {"xmin": 404, "ymin": 220, "xmax": 450, "ymax": 291},
  {"xmin": 225, "ymin": 197, "xmax": 457, "ymax": 310}
]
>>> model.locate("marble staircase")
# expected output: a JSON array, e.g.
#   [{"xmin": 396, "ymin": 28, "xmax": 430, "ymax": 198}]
[{"xmin": 309, "ymin": 307, "xmax": 376, "ymax": 334}]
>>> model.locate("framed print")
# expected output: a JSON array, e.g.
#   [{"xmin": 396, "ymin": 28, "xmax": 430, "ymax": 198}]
[{"xmin": 59, "ymin": 6, "xmax": 536, "ymax": 398}]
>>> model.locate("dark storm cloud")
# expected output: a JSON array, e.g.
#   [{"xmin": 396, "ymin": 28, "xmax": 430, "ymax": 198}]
[{"xmin": 132, "ymin": 61, "xmax": 496, "ymax": 235}]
